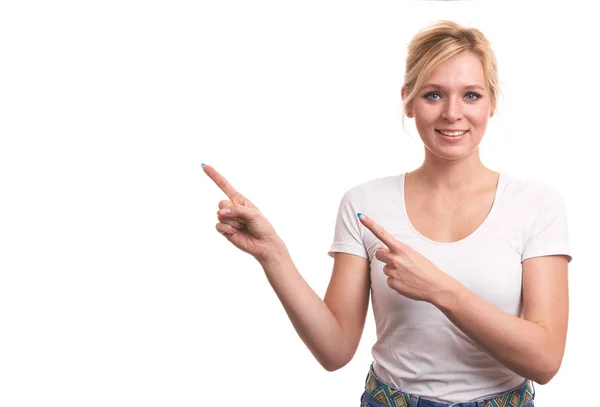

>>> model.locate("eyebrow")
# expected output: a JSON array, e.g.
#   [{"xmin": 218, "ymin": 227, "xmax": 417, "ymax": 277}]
[{"xmin": 421, "ymin": 84, "xmax": 485, "ymax": 91}]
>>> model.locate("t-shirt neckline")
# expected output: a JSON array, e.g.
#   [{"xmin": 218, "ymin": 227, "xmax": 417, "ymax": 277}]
[{"xmin": 398, "ymin": 171, "xmax": 504, "ymax": 246}]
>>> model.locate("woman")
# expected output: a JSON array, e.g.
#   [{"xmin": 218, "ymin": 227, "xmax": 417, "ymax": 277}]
[{"xmin": 202, "ymin": 20, "xmax": 571, "ymax": 407}]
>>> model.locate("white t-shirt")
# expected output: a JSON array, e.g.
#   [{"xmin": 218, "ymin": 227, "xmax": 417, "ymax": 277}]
[{"xmin": 327, "ymin": 172, "xmax": 572, "ymax": 404}]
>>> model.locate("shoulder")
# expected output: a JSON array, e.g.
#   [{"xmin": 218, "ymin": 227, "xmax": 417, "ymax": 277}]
[
  {"xmin": 501, "ymin": 173, "xmax": 565, "ymax": 208},
  {"xmin": 339, "ymin": 174, "xmax": 401, "ymax": 203}
]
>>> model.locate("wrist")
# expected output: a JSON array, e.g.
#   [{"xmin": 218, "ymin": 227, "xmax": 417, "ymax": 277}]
[
  {"xmin": 255, "ymin": 237, "xmax": 289, "ymax": 267},
  {"xmin": 433, "ymin": 280, "xmax": 468, "ymax": 314}
]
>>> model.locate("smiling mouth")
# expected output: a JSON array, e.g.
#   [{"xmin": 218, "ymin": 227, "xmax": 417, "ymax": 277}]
[{"xmin": 435, "ymin": 129, "xmax": 469, "ymax": 137}]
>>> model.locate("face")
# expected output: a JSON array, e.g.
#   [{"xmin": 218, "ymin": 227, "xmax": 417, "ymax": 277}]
[{"xmin": 404, "ymin": 52, "xmax": 493, "ymax": 161}]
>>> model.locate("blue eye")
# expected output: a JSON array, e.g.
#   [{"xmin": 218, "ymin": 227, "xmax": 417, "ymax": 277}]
[
  {"xmin": 424, "ymin": 92, "xmax": 441, "ymax": 101},
  {"xmin": 465, "ymin": 92, "xmax": 481, "ymax": 101}
]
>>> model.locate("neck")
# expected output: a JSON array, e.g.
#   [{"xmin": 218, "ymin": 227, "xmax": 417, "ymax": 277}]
[{"xmin": 411, "ymin": 149, "xmax": 492, "ymax": 193}]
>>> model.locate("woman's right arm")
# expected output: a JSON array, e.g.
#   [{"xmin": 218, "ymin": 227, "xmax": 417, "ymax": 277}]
[
  {"xmin": 202, "ymin": 165, "xmax": 370, "ymax": 370},
  {"xmin": 257, "ymin": 239, "xmax": 371, "ymax": 371}
]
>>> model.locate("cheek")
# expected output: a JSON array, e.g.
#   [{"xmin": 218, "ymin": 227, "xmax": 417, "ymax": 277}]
[
  {"xmin": 459, "ymin": 105, "xmax": 488, "ymax": 130},
  {"xmin": 413, "ymin": 105, "xmax": 438, "ymax": 127},
  {"xmin": 470, "ymin": 102, "xmax": 493, "ymax": 124},
  {"xmin": 470, "ymin": 110, "xmax": 490, "ymax": 127}
]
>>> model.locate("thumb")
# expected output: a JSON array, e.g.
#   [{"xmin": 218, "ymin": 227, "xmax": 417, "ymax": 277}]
[{"xmin": 376, "ymin": 247, "xmax": 390, "ymax": 257}]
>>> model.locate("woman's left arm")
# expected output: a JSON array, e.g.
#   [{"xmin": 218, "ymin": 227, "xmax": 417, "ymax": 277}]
[
  {"xmin": 357, "ymin": 213, "xmax": 569, "ymax": 385},
  {"xmin": 434, "ymin": 254, "xmax": 569, "ymax": 385}
]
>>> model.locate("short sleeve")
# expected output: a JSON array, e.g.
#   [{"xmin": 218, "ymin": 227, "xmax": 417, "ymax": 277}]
[
  {"xmin": 327, "ymin": 188, "xmax": 368, "ymax": 259},
  {"xmin": 522, "ymin": 189, "xmax": 572, "ymax": 264}
]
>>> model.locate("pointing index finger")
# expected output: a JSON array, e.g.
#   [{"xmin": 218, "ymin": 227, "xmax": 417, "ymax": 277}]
[
  {"xmin": 358, "ymin": 213, "xmax": 399, "ymax": 252},
  {"xmin": 202, "ymin": 164, "xmax": 244, "ymax": 203}
]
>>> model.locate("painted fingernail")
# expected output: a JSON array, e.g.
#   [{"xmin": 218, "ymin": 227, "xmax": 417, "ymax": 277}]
[
  {"xmin": 357, "ymin": 213, "xmax": 367, "ymax": 220},
  {"xmin": 201, "ymin": 163, "xmax": 206, "ymax": 168},
  {"xmin": 218, "ymin": 208, "xmax": 231, "ymax": 216}
]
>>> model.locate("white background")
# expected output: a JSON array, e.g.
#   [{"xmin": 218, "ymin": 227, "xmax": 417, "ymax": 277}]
[{"xmin": 0, "ymin": 1, "xmax": 597, "ymax": 406}]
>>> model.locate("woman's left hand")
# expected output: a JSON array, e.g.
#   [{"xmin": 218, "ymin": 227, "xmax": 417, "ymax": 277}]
[{"xmin": 358, "ymin": 213, "xmax": 460, "ymax": 304}]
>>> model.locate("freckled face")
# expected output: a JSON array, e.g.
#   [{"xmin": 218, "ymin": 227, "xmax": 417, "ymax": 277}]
[{"xmin": 406, "ymin": 52, "xmax": 493, "ymax": 160}]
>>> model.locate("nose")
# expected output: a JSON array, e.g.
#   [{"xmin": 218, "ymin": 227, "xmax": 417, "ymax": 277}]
[{"xmin": 442, "ymin": 97, "xmax": 463, "ymax": 122}]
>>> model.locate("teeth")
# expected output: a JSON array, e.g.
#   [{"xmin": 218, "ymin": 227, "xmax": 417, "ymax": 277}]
[{"xmin": 438, "ymin": 130, "xmax": 467, "ymax": 137}]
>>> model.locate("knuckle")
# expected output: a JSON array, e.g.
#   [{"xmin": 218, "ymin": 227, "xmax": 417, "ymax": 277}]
[
  {"xmin": 224, "ymin": 219, "xmax": 242, "ymax": 228},
  {"xmin": 397, "ymin": 251, "xmax": 408, "ymax": 262}
]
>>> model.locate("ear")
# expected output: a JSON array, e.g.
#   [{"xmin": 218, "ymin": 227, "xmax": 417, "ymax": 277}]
[
  {"xmin": 401, "ymin": 87, "xmax": 414, "ymax": 118},
  {"xmin": 489, "ymin": 99, "xmax": 496, "ymax": 118}
]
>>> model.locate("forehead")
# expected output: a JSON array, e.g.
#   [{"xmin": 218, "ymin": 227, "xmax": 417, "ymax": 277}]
[{"xmin": 424, "ymin": 52, "xmax": 486, "ymax": 89}]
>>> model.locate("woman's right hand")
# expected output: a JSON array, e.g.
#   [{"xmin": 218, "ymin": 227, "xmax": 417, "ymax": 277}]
[{"xmin": 203, "ymin": 164, "xmax": 282, "ymax": 262}]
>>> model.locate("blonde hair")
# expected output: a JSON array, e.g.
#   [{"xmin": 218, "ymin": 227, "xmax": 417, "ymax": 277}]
[{"xmin": 402, "ymin": 20, "xmax": 499, "ymax": 123}]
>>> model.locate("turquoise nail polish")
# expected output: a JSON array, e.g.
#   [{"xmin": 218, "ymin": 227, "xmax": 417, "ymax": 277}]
[
  {"xmin": 357, "ymin": 212, "xmax": 362, "ymax": 218},
  {"xmin": 201, "ymin": 163, "xmax": 206, "ymax": 168}
]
